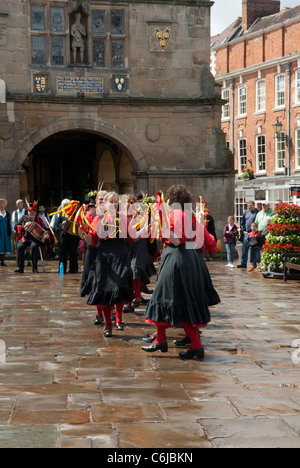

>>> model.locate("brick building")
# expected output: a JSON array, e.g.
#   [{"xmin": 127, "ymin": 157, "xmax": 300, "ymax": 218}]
[
  {"xmin": 211, "ymin": 0, "xmax": 300, "ymax": 224},
  {"xmin": 0, "ymin": 0, "xmax": 234, "ymax": 237}
]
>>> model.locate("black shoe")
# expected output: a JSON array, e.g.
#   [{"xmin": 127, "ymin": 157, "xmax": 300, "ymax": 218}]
[
  {"xmin": 32, "ymin": 268, "xmax": 39, "ymax": 274},
  {"xmin": 104, "ymin": 328, "xmax": 112, "ymax": 337},
  {"xmin": 237, "ymin": 265, "xmax": 247, "ymax": 268},
  {"xmin": 138, "ymin": 297, "xmax": 149, "ymax": 305},
  {"xmin": 1, "ymin": 262, "xmax": 7, "ymax": 266},
  {"xmin": 179, "ymin": 347, "xmax": 204, "ymax": 360},
  {"xmin": 123, "ymin": 304, "xmax": 134, "ymax": 313},
  {"xmin": 143, "ymin": 332, "xmax": 158, "ymax": 343},
  {"xmin": 131, "ymin": 298, "xmax": 140, "ymax": 308},
  {"xmin": 141, "ymin": 341, "xmax": 168, "ymax": 353},
  {"xmin": 140, "ymin": 285, "xmax": 153, "ymax": 294},
  {"xmin": 116, "ymin": 321, "xmax": 124, "ymax": 330},
  {"xmin": 94, "ymin": 315, "xmax": 104, "ymax": 326},
  {"xmin": 174, "ymin": 336, "xmax": 191, "ymax": 347},
  {"xmin": 14, "ymin": 268, "xmax": 24, "ymax": 274}
]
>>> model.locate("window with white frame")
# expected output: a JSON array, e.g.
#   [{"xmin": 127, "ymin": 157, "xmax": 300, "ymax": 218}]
[
  {"xmin": 295, "ymin": 70, "xmax": 300, "ymax": 105},
  {"xmin": 256, "ymin": 79, "xmax": 266, "ymax": 112},
  {"xmin": 238, "ymin": 85, "xmax": 247, "ymax": 116},
  {"xmin": 275, "ymin": 74, "xmax": 285, "ymax": 108},
  {"xmin": 296, "ymin": 128, "xmax": 300, "ymax": 168},
  {"xmin": 221, "ymin": 88, "xmax": 230, "ymax": 120},
  {"xmin": 238, "ymin": 139, "xmax": 247, "ymax": 173},
  {"xmin": 275, "ymin": 132, "xmax": 285, "ymax": 170},
  {"xmin": 256, "ymin": 135, "xmax": 266, "ymax": 172}
]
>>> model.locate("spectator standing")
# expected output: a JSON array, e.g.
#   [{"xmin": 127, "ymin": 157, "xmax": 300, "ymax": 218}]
[
  {"xmin": 247, "ymin": 222, "xmax": 265, "ymax": 272},
  {"xmin": 0, "ymin": 199, "xmax": 12, "ymax": 266},
  {"xmin": 255, "ymin": 202, "xmax": 275, "ymax": 237},
  {"xmin": 237, "ymin": 201, "xmax": 259, "ymax": 269},
  {"xmin": 223, "ymin": 215, "xmax": 238, "ymax": 268}
]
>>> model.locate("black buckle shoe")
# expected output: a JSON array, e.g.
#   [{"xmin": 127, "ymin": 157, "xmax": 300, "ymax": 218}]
[
  {"xmin": 104, "ymin": 328, "xmax": 112, "ymax": 337},
  {"xmin": 141, "ymin": 341, "xmax": 168, "ymax": 353},
  {"xmin": 116, "ymin": 321, "xmax": 124, "ymax": 330},
  {"xmin": 14, "ymin": 268, "xmax": 24, "ymax": 274},
  {"xmin": 94, "ymin": 315, "xmax": 104, "ymax": 326},
  {"xmin": 174, "ymin": 337, "xmax": 191, "ymax": 347},
  {"xmin": 143, "ymin": 332, "xmax": 158, "ymax": 343},
  {"xmin": 179, "ymin": 348, "xmax": 204, "ymax": 360}
]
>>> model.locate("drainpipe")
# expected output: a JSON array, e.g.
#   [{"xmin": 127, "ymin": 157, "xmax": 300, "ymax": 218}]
[
  {"xmin": 229, "ymin": 79, "xmax": 235, "ymax": 154},
  {"xmin": 284, "ymin": 62, "xmax": 292, "ymax": 176}
]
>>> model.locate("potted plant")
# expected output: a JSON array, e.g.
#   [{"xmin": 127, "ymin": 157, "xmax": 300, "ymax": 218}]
[
  {"xmin": 240, "ymin": 168, "xmax": 255, "ymax": 180},
  {"xmin": 261, "ymin": 203, "xmax": 300, "ymax": 277}
]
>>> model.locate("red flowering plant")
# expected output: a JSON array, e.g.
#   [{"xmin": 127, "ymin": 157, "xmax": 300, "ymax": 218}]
[
  {"xmin": 241, "ymin": 168, "xmax": 255, "ymax": 180},
  {"xmin": 261, "ymin": 203, "xmax": 300, "ymax": 272}
]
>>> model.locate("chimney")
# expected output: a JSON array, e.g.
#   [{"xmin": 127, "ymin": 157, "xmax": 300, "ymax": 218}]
[{"xmin": 242, "ymin": 0, "xmax": 281, "ymax": 31}]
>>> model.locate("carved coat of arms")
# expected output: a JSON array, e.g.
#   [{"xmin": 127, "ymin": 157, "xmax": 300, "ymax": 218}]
[
  {"xmin": 34, "ymin": 75, "xmax": 47, "ymax": 93},
  {"xmin": 155, "ymin": 28, "xmax": 171, "ymax": 50},
  {"xmin": 113, "ymin": 76, "xmax": 126, "ymax": 92}
]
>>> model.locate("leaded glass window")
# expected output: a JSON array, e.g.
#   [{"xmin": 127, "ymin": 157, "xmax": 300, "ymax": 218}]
[
  {"xmin": 93, "ymin": 39, "xmax": 106, "ymax": 67},
  {"xmin": 31, "ymin": 36, "xmax": 46, "ymax": 64},
  {"xmin": 51, "ymin": 7, "xmax": 64, "ymax": 33},
  {"xmin": 31, "ymin": 6, "xmax": 45, "ymax": 31},
  {"xmin": 51, "ymin": 37, "xmax": 65, "ymax": 65},
  {"xmin": 110, "ymin": 10, "xmax": 124, "ymax": 35},
  {"xmin": 92, "ymin": 10, "xmax": 106, "ymax": 35},
  {"xmin": 111, "ymin": 40, "xmax": 124, "ymax": 68}
]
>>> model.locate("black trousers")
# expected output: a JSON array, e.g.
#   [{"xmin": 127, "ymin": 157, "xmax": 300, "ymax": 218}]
[
  {"xmin": 59, "ymin": 233, "xmax": 79, "ymax": 273},
  {"xmin": 17, "ymin": 239, "xmax": 41, "ymax": 270}
]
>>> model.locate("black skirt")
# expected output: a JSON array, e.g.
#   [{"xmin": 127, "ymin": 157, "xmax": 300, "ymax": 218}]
[
  {"xmin": 86, "ymin": 238, "xmax": 135, "ymax": 306},
  {"xmin": 144, "ymin": 244, "xmax": 220, "ymax": 327},
  {"xmin": 130, "ymin": 238, "xmax": 156, "ymax": 284},
  {"xmin": 80, "ymin": 245, "xmax": 97, "ymax": 297}
]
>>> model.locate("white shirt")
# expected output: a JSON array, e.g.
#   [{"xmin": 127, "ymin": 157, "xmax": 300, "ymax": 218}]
[{"xmin": 11, "ymin": 208, "xmax": 26, "ymax": 233}]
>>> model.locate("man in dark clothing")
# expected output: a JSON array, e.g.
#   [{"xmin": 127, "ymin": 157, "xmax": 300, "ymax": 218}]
[{"xmin": 237, "ymin": 200, "xmax": 259, "ymax": 268}]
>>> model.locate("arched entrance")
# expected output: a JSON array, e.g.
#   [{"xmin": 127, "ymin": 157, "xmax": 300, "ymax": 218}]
[{"xmin": 17, "ymin": 120, "xmax": 144, "ymax": 207}]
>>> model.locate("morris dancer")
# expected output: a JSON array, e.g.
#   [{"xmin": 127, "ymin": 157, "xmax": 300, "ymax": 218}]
[
  {"xmin": 15, "ymin": 202, "xmax": 49, "ymax": 274},
  {"xmin": 142, "ymin": 185, "xmax": 220, "ymax": 361}
]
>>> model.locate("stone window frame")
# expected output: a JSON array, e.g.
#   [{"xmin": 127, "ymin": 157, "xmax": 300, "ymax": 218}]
[
  {"xmin": 30, "ymin": 3, "xmax": 67, "ymax": 67},
  {"xmin": 29, "ymin": 3, "xmax": 128, "ymax": 69},
  {"xmin": 89, "ymin": 7, "xmax": 127, "ymax": 69}
]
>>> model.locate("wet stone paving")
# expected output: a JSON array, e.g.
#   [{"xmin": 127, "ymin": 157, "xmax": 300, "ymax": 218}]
[{"xmin": 0, "ymin": 259, "xmax": 300, "ymax": 448}]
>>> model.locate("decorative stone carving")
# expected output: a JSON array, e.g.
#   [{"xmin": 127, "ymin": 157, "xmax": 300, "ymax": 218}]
[
  {"xmin": 68, "ymin": 0, "xmax": 90, "ymax": 15},
  {"xmin": 146, "ymin": 125, "xmax": 160, "ymax": 142},
  {"xmin": 71, "ymin": 12, "xmax": 87, "ymax": 64}
]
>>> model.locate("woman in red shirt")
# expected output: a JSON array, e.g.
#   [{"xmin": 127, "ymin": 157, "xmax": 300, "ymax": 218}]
[{"xmin": 142, "ymin": 185, "xmax": 220, "ymax": 360}]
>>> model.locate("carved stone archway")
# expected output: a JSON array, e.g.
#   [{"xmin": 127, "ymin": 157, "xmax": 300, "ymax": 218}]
[{"xmin": 11, "ymin": 118, "xmax": 147, "ymax": 172}]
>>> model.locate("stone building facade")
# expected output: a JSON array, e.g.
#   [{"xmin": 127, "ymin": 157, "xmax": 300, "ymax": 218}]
[
  {"xmin": 211, "ymin": 0, "xmax": 300, "ymax": 225},
  {"xmin": 0, "ymin": 0, "xmax": 233, "ymax": 235}
]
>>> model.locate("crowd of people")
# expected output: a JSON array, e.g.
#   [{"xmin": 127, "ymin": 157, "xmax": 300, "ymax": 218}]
[
  {"xmin": 0, "ymin": 188, "xmax": 282, "ymax": 361},
  {"xmin": 223, "ymin": 199, "xmax": 281, "ymax": 271}
]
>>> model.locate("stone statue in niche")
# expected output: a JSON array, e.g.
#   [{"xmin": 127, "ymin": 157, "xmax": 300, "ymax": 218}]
[{"xmin": 71, "ymin": 12, "xmax": 86, "ymax": 64}]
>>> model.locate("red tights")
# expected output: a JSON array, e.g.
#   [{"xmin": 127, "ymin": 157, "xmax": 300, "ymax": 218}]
[
  {"xmin": 133, "ymin": 279, "xmax": 141, "ymax": 299},
  {"xmin": 97, "ymin": 302, "xmax": 125, "ymax": 329},
  {"xmin": 156, "ymin": 323, "xmax": 202, "ymax": 349}
]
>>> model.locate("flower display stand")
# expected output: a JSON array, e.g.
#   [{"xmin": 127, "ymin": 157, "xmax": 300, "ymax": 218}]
[{"xmin": 261, "ymin": 203, "xmax": 300, "ymax": 280}]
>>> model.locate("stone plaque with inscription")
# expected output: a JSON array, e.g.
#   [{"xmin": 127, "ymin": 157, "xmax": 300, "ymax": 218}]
[{"xmin": 57, "ymin": 76, "xmax": 104, "ymax": 94}]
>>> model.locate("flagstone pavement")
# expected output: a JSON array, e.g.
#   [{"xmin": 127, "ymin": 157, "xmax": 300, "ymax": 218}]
[{"xmin": 0, "ymin": 259, "xmax": 300, "ymax": 448}]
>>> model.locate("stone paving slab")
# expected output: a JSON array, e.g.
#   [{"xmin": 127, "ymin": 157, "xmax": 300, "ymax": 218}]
[{"xmin": 1, "ymin": 259, "xmax": 300, "ymax": 448}]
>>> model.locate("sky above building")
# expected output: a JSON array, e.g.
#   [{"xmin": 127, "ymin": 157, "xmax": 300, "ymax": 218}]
[{"xmin": 211, "ymin": 0, "xmax": 300, "ymax": 36}]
